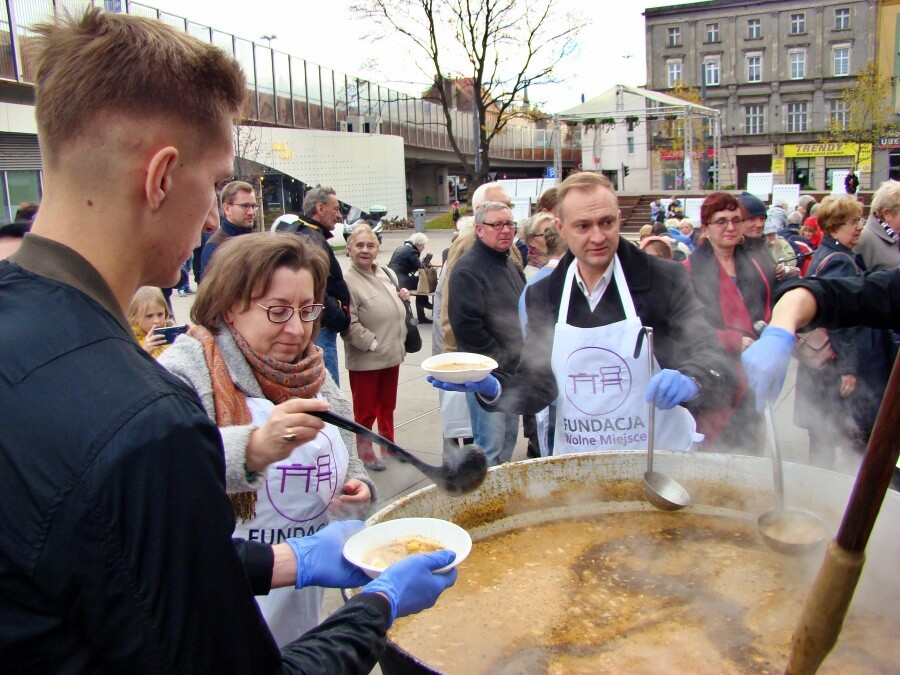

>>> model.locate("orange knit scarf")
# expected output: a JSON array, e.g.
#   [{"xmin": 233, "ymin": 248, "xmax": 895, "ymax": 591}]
[{"xmin": 188, "ymin": 324, "xmax": 326, "ymax": 521}]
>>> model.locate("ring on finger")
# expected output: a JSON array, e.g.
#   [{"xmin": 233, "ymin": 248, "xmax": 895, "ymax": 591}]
[{"xmin": 282, "ymin": 427, "xmax": 297, "ymax": 442}]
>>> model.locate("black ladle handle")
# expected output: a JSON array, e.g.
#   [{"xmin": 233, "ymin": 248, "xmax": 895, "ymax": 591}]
[{"xmin": 308, "ymin": 409, "xmax": 440, "ymax": 477}]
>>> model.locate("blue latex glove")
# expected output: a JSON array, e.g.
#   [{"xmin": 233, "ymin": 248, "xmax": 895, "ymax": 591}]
[
  {"xmin": 427, "ymin": 374, "xmax": 499, "ymax": 399},
  {"xmin": 286, "ymin": 520, "xmax": 372, "ymax": 590},
  {"xmin": 645, "ymin": 369, "xmax": 699, "ymax": 410},
  {"xmin": 361, "ymin": 550, "xmax": 458, "ymax": 625},
  {"xmin": 741, "ymin": 326, "xmax": 795, "ymax": 413}
]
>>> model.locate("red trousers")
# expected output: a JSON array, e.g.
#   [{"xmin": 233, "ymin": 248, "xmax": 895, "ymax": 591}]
[{"xmin": 348, "ymin": 366, "xmax": 400, "ymax": 460}]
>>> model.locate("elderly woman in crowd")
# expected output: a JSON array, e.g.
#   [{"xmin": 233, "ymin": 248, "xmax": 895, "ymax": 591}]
[
  {"xmin": 519, "ymin": 213, "xmax": 554, "ymax": 280},
  {"xmin": 389, "ymin": 231, "xmax": 433, "ymax": 323},
  {"xmin": 858, "ymin": 179, "xmax": 900, "ymax": 271},
  {"xmin": 795, "ymin": 195, "xmax": 894, "ymax": 470},
  {"xmin": 158, "ymin": 233, "xmax": 375, "ymax": 646},
  {"xmin": 684, "ymin": 192, "xmax": 775, "ymax": 452},
  {"xmin": 639, "ymin": 236, "xmax": 673, "ymax": 260},
  {"xmin": 518, "ymin": 219, "xmax": 568, "ymax": 457},
  {"xmin": 343, "ymin": 224, "xmax": 411, "ymax": 471}
]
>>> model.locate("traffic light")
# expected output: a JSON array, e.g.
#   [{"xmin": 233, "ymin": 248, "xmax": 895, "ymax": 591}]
[{"xmin": 622, "ymin": 164, "xmax": 630, "ymax": 177}]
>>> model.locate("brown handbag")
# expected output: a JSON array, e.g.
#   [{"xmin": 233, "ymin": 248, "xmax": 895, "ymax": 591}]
[
  {"xmin": 793, "ymin": 328, "xmax": 834, "ymax": 369},
  {"xmin": 417, "ymin": 266, "xmax": 438, "ymax": 293},
  {"xmin": 792, "ymin": 251, "xmax": 856, "ymax": 369}
]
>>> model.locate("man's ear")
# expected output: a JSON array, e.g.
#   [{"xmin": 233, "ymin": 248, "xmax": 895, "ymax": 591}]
[{"xmin": 144, "ymin": 146, "xmax": 179, "ymax": 210}]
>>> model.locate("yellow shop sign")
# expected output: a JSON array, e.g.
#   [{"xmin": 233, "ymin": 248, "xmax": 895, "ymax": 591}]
[{"xmin": 782, "ymin": 143, "xmax": 872, "ymax": 169}]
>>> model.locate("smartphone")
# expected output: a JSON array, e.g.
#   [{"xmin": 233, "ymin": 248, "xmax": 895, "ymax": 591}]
[{"xmin": 154, "ymin": 324, "xmax": 189, "ymax": 344}]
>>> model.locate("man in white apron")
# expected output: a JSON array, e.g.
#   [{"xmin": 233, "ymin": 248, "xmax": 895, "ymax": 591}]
[{"xmin": 431, "ymin": 172, "xmax": 735, "ymax": 455}]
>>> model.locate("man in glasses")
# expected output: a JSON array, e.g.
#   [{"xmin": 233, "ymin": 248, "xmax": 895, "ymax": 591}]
[
  {"xmin": 199, "ymin": 180, "xmax": 258, "ymax": 276},
  {"xmin": 447, "ymin": 201, "xmax": 526, "ymax": 465}
]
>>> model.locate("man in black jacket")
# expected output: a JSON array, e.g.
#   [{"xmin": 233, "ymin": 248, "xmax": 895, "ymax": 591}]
[
  {"xmin": 281, "ymin": 186, "xmax": 351, "ymax": 384},
  {"xmin": 433, "ymin": 173, "xmax": 734, "ymax": 456},
  {"xmin": 447, "ymin": 201, "xmax": 526, "ymax": 465},
  {"xmin": 0, "ymin": 10, "xmax": 454, "ymax": 671}
]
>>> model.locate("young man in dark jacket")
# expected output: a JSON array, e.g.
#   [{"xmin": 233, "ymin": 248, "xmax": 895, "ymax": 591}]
[{"xmin": 0, "ymin": 10, "xmax": 454, "ymax": 672}]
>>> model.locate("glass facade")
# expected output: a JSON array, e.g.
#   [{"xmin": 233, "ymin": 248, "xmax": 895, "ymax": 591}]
[
  {"xmin": 0, "ymin": 0, "xmax": 570, "ymax": 166},
  {"xmin": 2, "ymin": 170, "xmax": 41, "ymax": 222}
]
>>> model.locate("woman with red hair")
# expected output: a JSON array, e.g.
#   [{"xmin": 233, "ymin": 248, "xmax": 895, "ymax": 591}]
[{"xmin": 684, "ymin": 192, "xmax": 776, "ymax": 451}]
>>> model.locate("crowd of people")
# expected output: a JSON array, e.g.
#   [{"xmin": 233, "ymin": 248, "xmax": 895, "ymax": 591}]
[{"xmin": 1, "ymin": 8, "xmax": 898, "ymax": 672}]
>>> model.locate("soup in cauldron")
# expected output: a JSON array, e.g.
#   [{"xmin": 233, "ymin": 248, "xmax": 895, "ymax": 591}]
[{"xmin": 388, "ymin": 511, "xmax": 898, "ymax": 673}]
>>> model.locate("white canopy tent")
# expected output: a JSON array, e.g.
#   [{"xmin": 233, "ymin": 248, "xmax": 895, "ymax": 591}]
[{"xmin": 552, "ymin": 84, "xmax": 721, "ymax": 190}]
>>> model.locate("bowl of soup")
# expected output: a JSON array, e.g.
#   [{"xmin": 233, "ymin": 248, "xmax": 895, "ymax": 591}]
[
  {"xmin": 421, "ymin": 353, "xmax": 498, "ymax": 385},
  {"xmin": 343, "ymin": 517, "xmax": 472, "ymax": 578}
]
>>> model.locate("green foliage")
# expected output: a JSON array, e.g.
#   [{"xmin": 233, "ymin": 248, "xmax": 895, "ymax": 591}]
[
  {"xmin": 426, "ymin": 206, "xmax": 470, "ymax": 230},
  {"xmin": 822, "ymin": 60, "xmax": 898, "ymax": 169}
]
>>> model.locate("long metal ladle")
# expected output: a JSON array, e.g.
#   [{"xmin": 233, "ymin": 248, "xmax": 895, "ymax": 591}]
[
  {"xmin": 641, "ymin": 327, "xmax": 691, "ymax": 511},
  {"xmin": 309, "ymin": 409, "xmax": 488, "ymax": 495},
  {"xmin": 757, "ymin": 403, "xmax": 828, "ymax": 555}
]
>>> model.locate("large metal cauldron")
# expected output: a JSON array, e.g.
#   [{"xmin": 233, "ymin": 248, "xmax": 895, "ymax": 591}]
[{"xmin": 360, "ymin": 452, "xmax": 900, "ymax": 674}]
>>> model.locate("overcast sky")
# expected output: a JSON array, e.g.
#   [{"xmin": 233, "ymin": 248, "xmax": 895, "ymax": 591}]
[{"xmin": 141, "ymin": 0, "xmax": 704, "ymax": 112}]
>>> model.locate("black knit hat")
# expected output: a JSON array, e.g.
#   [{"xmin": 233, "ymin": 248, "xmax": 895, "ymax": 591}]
[{"xmin": 738, "ymin": 191, "xmax": 767, "ymax": 219}]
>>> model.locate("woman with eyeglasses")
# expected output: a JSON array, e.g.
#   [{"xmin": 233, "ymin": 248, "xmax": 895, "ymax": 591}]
[
  {"xmin": 683, "ymin": 192, "xmax": 775, "ymax": 452},
  {"xmin": 158, "ymin": 233, "xmax": 375, "ymax": 645},
  {"xmin": 794, "ymin": 195, "xmax": 893, "ymax": 471}
]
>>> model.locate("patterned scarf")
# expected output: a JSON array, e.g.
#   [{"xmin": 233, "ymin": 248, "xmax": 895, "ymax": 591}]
[{"xmin": 188, "ymin": 324, "xmax": 326, "ymax": 522}]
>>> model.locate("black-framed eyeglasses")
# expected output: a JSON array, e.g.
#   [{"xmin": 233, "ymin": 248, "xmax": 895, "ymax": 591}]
[
  {"xmin": 255, "ymin": 302, "xmax": 324, "ymax": 323},
  {"xmin": 483, "ymin": 220, "xmax": 516, "ymax": 231},
  {"xmin": 229, "ymin": 202, "xmax": 259, "ymax": 211}
]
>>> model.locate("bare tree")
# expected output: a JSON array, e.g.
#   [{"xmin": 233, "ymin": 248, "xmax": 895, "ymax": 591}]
[
  {"xmin": 356, "ymin": 0, "xmax": 582, "ymax": 189},
  {"xmin": 822, "ymin": 60, "xmax": 897, "ymax": 175}
]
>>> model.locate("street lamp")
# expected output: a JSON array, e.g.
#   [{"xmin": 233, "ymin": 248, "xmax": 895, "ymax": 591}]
[{"xmin": 260, "ymin": 34, "xmax": 277, "ymax": 48}]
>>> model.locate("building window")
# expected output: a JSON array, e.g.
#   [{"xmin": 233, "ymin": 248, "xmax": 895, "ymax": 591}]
[
  {"xmin": 786, "ymin": 102, "xmax": 808, "ymax": 132},
  {"xmin": 789, "ymin": 50, "xmax": 806, "ymax": 79},
  {"xmin": 627, "ymin": 136, "xmax": 635, "ymax": 155},
  {"xmin": 706, "ymin": 23, "xmax": 719, "ymax": 43},
  {"xmin": 668, "ymin": 27, "xmax": 681, "ymax": 47},
  {"xmin": 747, "ymin": 18, "xmax": 761, "ymax": 39},
  {"xmin": 704, "ymin": 58, "xmax": 720, "ymax": 86},
  {"xmin": 746, "ymin": 54, "xmax": 762, "ymax": 82},
  {"xmin": 835, "ymin": 8, "xmax": 850, "ymax": 30},
  {"xmin": 830, "ymin": 100, "xmax": 849, "ymax": 129},
  {"xmin": 744, "ymin": 105, "xmax": 765, "ymax": 134},
  {"xmin": 790, "ymin": 13, "xmax": 806, "ymax": 34},
  {"xmin": 667, "ymin": 59, "xmax": 682, "ymax": 88},
  {"xmin": 833, "ymin": 45, "xmax": 850, "ymax": 76}
]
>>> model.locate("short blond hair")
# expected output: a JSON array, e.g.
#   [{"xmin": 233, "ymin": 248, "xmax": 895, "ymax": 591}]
[
  {"xmin": 127, "ymin": 287, "xmax": 170, "ymax": 327},
  {"xmin": 556, "ymin": 172, "xmax": 615, "ymax": 220},
  {"xmin": 816, "ymin": 195, "xmax": 862, "ymax": 235},
  {"xmin": 871, "ymin": 180, "xmax": 900, "ymax": 219},
  {"xmin": 33, "ymin": 9, "xmax": 245, "ymax": 165}
]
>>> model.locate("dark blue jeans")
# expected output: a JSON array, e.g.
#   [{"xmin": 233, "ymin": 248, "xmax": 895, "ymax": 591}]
[{"xmin": 315, "ymin": 328, "xmax": 340, "ymax": 385}]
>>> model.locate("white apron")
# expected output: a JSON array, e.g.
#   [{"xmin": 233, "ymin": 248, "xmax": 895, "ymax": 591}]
[
  {"xmin": 233, "ymin": 396, "xmax": 349, "ymax": 647},
  {"xmin": 551, "ymin": 256, "xmax": 698, "ymax": 455}
]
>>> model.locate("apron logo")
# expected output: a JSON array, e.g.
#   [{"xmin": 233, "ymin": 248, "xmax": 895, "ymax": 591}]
[
  {"xmin": 564, "ymin": 346, "xmax": 633, "ymax": 416},
  {"xmin": 265, "ymin": 431, "xmax": 339, "ymax": 523}
]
